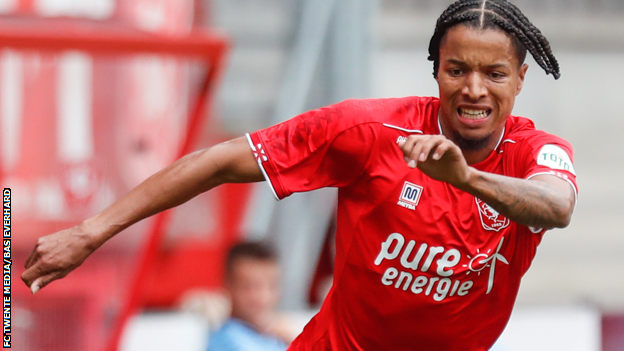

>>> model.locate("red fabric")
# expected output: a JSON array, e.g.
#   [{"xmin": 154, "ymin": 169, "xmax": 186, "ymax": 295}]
[{"xmin": 248, "ymin": 96, "xmax": 577, "ymax": 350}]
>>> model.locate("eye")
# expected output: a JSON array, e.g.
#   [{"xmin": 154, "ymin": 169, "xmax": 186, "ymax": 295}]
[
  {"xmin": 449, "ymin": 68, "xmax": 463, "ymax": 76},
  {"xmin": 489, "ymin": 71, "xmax": 506, "ymax": 79}
]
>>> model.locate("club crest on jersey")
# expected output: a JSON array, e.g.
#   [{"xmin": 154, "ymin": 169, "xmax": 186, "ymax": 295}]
[
  {"xmin": 475, "ymin": 198, "xmax": 510, "ymax": 232},
  {"xmin": 397, "ymin": 182, "xmax": 423, "ymax": 211}
]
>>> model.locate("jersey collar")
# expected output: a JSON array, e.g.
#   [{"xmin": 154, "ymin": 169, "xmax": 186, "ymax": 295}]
[{"xmin": 436, "ymin": 113, "xmax": 506, "ymax": 151}]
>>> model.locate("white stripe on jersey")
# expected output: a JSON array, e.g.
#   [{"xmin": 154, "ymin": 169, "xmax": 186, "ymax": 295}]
[{"xmin": 382, "ymin": 124, "xmax": 424, "ymax": 134}]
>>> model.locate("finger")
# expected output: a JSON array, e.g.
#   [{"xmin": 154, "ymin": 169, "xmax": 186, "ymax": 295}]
[
  {"xmin": 21, "ymin": 267, "xmax": 34, "ymax": 286},
  {"xmin": 398, "ymin": 137, "xmax": 419, "ymax": 168},
  {"xmin": 415, "ymin": 138, "xmax": 445, "ymax": 163},
  {"xmin": 24, "ymin": 244, "xmax": 39, "ymax": 269},
  {"xmin": 30, "ymin": 277, "xmax": 45, "ymax": 294},
  {"xmin": 399, "ymin": 135, "xmax": 418, "ymax": 157},
  {"xmin": 404, "ymin": 137, "xmax": 431, "ymax": 168},
  {"xmin": 21, "ymin": 263, "xmax": 42, "ymax": 287},
  {"xmin": 30, "ymin": 271, "xmax": 62, "ymax": 295},
  {"xmin": 409, "ymin": 138, "xmax": 446, "ymax": 167},
  {"xmin": 407, "ymin": 142, "xmax": 424, "ymax": 168},
  {"xmin": 430, "ymin": 142, "xmax": 453, "ymax": 160}
]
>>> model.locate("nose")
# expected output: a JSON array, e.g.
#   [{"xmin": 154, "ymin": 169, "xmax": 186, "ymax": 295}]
[{"xmin": 462, "ymin": 72, "xmax": 487, "ymax": 101}]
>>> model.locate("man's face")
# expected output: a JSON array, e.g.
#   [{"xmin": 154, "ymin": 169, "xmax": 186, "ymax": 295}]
[
  {"xmin": 436, "ymin": 25, "xmax": 528, "ymax": 152},
  {"xmin": 226, "ymin": 258, "xmax": 281, "ymax": 328}
]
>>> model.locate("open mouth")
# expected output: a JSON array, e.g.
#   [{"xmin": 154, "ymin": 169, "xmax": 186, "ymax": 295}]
[{"xmin": 457, "ymin": 108, "xmax": 492, "ymax": 120}]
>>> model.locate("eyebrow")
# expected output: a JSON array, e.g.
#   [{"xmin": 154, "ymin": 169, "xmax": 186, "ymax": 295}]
[{"xmin": 445, "ymin": 59, "xmax": 511, "ymax": 70}]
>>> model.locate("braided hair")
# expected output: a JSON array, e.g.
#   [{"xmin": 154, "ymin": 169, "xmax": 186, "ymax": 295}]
[{"xmin": 428, "ymin": 0, "xmax": 560, "ymax": 79}]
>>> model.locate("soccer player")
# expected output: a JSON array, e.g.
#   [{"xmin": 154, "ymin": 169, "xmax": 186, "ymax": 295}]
[{"xmin": 22, "ymin": 0, "xmax": 577, "ymax": 349}]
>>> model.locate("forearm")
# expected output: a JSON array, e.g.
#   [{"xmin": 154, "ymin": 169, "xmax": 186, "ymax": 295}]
[
  {"xmin": 21, "ymin": 137, "xmax": 262, "ymax": 293},
  {"xmin": 82, "ymin": 137, "xmax": 262, "ymax": 246},
  {"xmin": 80, "ymin": 151, "xmax": 208, "ymax": 246},
  {"xmin": 457, "ymin": 168, "xmax": 575, "ymax": 229}
]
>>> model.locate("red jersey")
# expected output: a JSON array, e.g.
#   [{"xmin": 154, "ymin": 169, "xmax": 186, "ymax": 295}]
[{"xmin": 246, "ymin": 96, "xmax": 578, "ymax": 351}]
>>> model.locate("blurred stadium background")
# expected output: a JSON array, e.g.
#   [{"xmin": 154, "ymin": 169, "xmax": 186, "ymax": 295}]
[{"xmin": 2, "ymin": 0, "xmax": 623, "ymax": 350}]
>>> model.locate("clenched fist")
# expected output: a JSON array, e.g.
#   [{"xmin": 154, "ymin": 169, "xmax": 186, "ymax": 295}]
[{"xmin": 398, "ymin": 134, "xmax": 472, "ymax": 188}]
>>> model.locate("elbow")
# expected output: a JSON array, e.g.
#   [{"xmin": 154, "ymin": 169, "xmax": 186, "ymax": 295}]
[
  {"xmin": 552, "ymin": 212, "xmax": 572, "ymax": 229},
  {"xmin": 550, "ymin": 201, "xmax": 575, "ymax": 229},
  {"xmin": 537, "ymin": 212, "xmax": 570, "ymax": 231},
  {"xmin": 546, "ymin": 186, "xmax": 576, "ymax": 229},
  {"xmin": 527, "ymin": 174, "xmax": 577, "ymax": 230}
]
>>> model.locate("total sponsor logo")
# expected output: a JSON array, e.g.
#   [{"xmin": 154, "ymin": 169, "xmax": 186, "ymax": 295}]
[
  {"xmin": 374, "ymin": 232, "xmax": 508, "ymax": 301},
  {"xmin": 537, "ymin": 144, "xmax": 576, "ymax": 175}
]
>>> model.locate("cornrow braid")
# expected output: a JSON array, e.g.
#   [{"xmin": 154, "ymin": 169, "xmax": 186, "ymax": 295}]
[{"xmin": 428, "ymin": 0, "xmax": 560, "ymax": 79}]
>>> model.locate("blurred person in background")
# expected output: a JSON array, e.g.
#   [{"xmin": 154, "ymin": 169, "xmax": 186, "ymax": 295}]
[
  {"xmin": 179, "ymin": 241, "xmax": 299, "ymax": 351},
  {"xmin": 22, "ymin": 0, "xmax": 577, "ymax": 349},
  {"xmin": 179, "ymin": 241, "xmax": 296, "ymax": 350},
  {"xmin": 202, "ymin": 241, "xmax": 292, "ymax": 351}
]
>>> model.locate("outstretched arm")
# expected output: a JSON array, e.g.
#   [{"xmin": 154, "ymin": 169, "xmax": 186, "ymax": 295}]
[
  {"xmin": 22, "ymin": 136, "xmax": 263, "ymax": 294},
  {"xmin": 399, "ymin": 135, "xmax": 575, "ymax": 229}
]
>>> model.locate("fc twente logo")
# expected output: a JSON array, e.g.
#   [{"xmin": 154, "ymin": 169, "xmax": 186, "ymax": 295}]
[{"xmin": 475, "ymin": 198, "xmax": 510, "ymax": 232}]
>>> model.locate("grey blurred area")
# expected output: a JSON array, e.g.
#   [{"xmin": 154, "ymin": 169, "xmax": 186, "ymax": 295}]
[{"xmin": 207, "ymin": 0, "xmax": 624, "ymax": 311}]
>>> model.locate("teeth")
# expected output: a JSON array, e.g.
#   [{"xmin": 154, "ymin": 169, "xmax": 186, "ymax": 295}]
[{"xmin": 460, "ymin": 108, "xmax": 489, "ymax": 119}]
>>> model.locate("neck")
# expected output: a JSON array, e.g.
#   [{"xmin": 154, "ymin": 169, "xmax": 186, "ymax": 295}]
[
  {"xmin": 437, "ymin": 115, "xmax": 503, "ymax": 165},
  {"xmin": 461, "ymin": 147, "xmax": 494, "ymax": 165}
]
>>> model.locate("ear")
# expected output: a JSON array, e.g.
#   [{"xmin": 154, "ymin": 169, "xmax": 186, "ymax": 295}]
[{"xmin": 516, "ymin": 63, "xmax": 529, "ymax": 95}]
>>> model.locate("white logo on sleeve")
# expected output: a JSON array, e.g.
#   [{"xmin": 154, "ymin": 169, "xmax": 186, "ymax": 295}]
[{"xmin": 537, "ymin": 144, "xmax": 576, "ymax": 175}]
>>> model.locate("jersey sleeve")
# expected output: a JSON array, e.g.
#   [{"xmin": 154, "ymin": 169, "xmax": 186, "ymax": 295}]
[
  {"xmin": 510, "ymin": 132, "xmax": 578, "ymax": 198},
  {"xmin": 246, "ymin": 101, "xmax": 380, "ymax": 200}
]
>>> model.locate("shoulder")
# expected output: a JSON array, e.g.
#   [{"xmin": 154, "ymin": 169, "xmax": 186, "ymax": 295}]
[
  {"xmin": 326, "ymin": 96, "xmax": 440, "ymax": 137},
  {"xmin": 257, "ymin": 96, "xmax": 438, "ymax": 139},
  {"xmin": 208, "ymin": 319, "xmax": 287, "ymax": 351},
  {"xmin": 208, "ymin": 320, "xmax": 251, "ymax": 350},
  {"xmin": 210, "ymin": 319, "xmax": 256, "ymax": 339},
  {"xmin": 504, "ymin": 115, "xmax": 573, "ymax": 152},
  {"xmin": 209, "ymin": 319, "xmax": 243, "ymax": 341},
  {"xmin": 501, "ymin": 115, "xmax": 577, "ymax": 176},
  {"xmin": 333, "ymin": 96, "xmax": 439, "ymax": 123},
  {"xmin": 256, "ymin": 96, "xmax": 435, "ymax": 151},
  {"xmin": 252, "ymin": 96, "xmax": 439, "ymax": 163},
  {"xmin": 333, "ymin": 96, "xmax": 438, "ymax": 112}
]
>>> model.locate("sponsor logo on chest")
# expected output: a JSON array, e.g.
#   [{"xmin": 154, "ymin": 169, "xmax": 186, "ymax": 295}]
[
  {"xmin": 397, "ymin": 182, "xmax": 423, "ymax": 211},
  {"xmin": 374, "ymin": 232, "xmax": 510, "ymax": 301}
]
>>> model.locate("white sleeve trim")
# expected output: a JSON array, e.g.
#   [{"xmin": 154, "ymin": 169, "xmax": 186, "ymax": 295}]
[
  {"xmin": 526, "ymin": 171, "xmax": 578, "ymax": 209},
  {"xmin": 246, "ymin": 133, "xmax": 280, "ymax": 201}
]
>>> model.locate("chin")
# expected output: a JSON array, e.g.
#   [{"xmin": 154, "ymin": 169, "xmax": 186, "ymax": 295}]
[{"xmin": 453, "ymin": 131, "xmax": 492, "ymax": 151}]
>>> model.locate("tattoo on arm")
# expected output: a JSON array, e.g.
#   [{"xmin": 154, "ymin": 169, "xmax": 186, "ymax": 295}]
[{"xmin": 461, "ymin": 170, "xmax": 575, "ymax": 229}]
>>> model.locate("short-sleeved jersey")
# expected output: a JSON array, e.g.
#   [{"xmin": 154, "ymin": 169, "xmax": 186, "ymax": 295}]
[{"xmin": 246, "ymin": 96, "xmax": 578, "ymax": 351}]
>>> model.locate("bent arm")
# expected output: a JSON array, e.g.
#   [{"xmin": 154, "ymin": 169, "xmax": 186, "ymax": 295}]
[
  {"xmin": 457, "ymin": 170, "xmax": 576, "ymax": 229},
  {"xmin": 22, "ymin": 136, "xmax": 262, "ymax": 293},
  {"xmin": 399, "ymin": 134, "xmax": 576, "ymax": 230}
]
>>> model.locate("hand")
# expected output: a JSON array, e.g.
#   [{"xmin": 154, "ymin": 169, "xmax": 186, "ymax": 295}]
[
  {"xmin": 398, "ymin": 135, "xmax": 472, "ymax": 187},
  {"xmin": 268, "ymin": 313, "xmax": 299, "ymax": 344},
  {"xmin": 21, "ymin": 225, "xmax": 99, "ymax": 294},
  {"xmin": 177, "ymin": 289, "xmax": 231, "ymax": 330}
]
